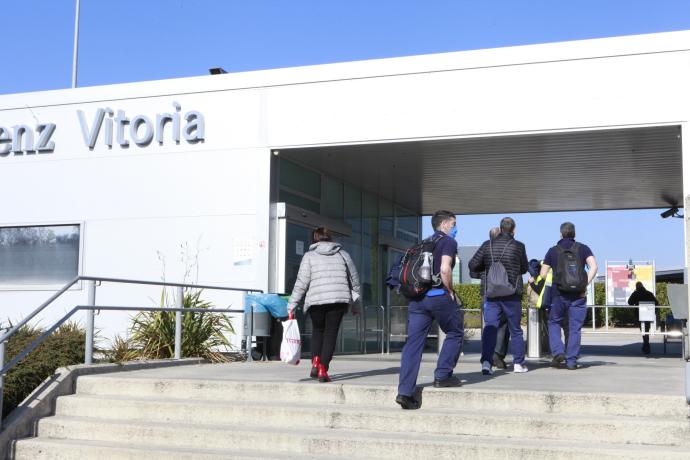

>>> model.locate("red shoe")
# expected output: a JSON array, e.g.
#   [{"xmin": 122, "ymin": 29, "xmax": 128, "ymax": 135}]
[
  {"xmin": 310, "ymin": 356, "xmax": 320, "ymax": 379},
  {"xmin": 318, "ymin": 363, "xmax": 331, "ymax": 383}
]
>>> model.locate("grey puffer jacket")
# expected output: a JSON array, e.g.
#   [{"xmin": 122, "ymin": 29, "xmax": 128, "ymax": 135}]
[{"xmin": 288, "ymin": 242, "xmax": 360, "ymax": 313}]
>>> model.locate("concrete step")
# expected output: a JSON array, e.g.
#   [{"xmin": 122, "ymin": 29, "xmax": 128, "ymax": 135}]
[
  {"xmin": 54, "ymin": 394, "xmax": 690, "ymax": 447},
  {"xmin": 12, "ymin": 437, "xmax": 342, "ymax": 460},
  {"xmin": 33, "ymin": 415, "xmax": 690, "ymax": 460},
  {"xmin": 76, "ymin": 375, "xmax": 688, "ymax": 418}
]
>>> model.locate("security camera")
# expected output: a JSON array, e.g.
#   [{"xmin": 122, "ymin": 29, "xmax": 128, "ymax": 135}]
[{"xmin": 660, "ymin": 207, "xmax": 681, "ymax": 218}]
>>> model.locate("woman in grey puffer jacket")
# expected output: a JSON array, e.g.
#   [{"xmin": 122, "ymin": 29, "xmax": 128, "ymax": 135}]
[{"xmin": 288, "ymin": 227, "xmax": 360, "ymax": 383}]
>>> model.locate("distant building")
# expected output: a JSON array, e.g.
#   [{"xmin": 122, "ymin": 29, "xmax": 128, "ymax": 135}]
[{"xmin": 456, "ymin": 246, "xmax": 480, "ymax": 284}]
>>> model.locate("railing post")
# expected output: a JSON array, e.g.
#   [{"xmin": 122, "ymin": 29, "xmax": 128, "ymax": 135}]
[
  {"xmin": 174, "ymin": 286, "xmax": 183, "ymax": 359},
  {"xmin": 605, "ymin": 305, "xmax": 610, "ymax": 331},
  {"xmin": 84, "ymin": 280, "xmax": 96, "ymax": 365},
  {"xmin": 0, "ymin": 337, "xmax": 6, "ymax": 428},
  {"xmin": 246, "ymin": 292, "xmax": 254, "ymax": 362}
]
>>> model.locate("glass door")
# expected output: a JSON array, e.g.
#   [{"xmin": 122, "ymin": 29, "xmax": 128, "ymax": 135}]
[{"xmin": 384, "ymin": 247, "xmax": 409, "ymax": 352}]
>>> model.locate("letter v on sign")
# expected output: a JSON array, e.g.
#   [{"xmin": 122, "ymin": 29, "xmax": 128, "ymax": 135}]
[{"xmin": 77, "ymin": 109, "xmax": 105, "ymax": 149}]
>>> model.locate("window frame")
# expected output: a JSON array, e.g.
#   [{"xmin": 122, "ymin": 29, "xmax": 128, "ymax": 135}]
[{"xmin": 0, "ymin": 221, "xmax": 85, "ymax": 291}]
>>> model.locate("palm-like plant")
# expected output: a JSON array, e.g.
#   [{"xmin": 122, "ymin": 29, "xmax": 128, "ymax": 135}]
[{"xmin": 128, "ymin": 289, "xmax": 234, "ymax": 362}]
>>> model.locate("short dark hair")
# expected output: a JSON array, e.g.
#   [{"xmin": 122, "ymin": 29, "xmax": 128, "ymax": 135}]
[
  {"xmin": 500, "ymin": 217, "xmax": 515, "ymax": 234},
  {"xmin": 431, "ymin": 210, "xmax": 455, "ymax": 230},
  {"xmin": 560, "ymin": 222, "xmax": 576, "ymax": 238},
  {"xmin": 312, "ymin": 227, "xmax": 332, "ymax": 243}
]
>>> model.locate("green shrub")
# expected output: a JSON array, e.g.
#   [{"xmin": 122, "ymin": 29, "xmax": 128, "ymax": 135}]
[
  {"xmin": 128, "ymin": 289, "xmax": 234, "ymax": 362},
  {"xmin": 3, "ymin": 322, "xmax": 85, "ymax": 417}
]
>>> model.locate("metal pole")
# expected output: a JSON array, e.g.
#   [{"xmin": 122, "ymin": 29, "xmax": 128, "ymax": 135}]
[
  {"xmin": 380, "ymin": 306, "xmax": 385, "ymax": 355},
  {"xmin": 247, "ymin": 292, "xmax": 254, "ymax": 363},
  {"xmin": 0, "ymin": 338, "xmax": 6, "ymax": 428},
  {"xmin": 71, "ymin": 0, "xmax": 81, "ymax": 88},
  {"xmin": 84, "ymin": 280, "xmax": 96, "ymax": 365},
  {"xmin": 174, "ymin": 286, "xmax": 183, "ymax": 359},
  {"xmin": 527, "ymin": 307, "xmax": 540, "ymax": 359},
  {"xmin": 385, "ymin": 305, "xmax": 390, "ymax": 354},
  {"xmin": 605, "ymin": 306, "xmax": 609, "ymax": 331}
]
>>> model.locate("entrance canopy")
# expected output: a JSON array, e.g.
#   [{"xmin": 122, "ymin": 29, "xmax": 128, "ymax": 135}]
[{"xmin": 282, "ymin": 125, "xmax": 683, "ymax": 215}]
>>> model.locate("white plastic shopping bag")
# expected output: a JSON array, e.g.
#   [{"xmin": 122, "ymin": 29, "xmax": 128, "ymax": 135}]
[{"xmin": 280, "ymin": 319, "xmax": 302, "ymax": 365}]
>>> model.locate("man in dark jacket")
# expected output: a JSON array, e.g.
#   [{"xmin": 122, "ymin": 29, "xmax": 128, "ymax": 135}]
[
  {"xmin": 627, "ymin": 281, "xmax": 658, "ymax": 354},
  {"xmin": 469, "ymin": 217, "xmax": 529, "ymax": 375}
]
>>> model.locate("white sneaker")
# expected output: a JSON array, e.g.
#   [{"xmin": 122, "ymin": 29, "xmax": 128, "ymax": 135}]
[
  {"xmin": 513, "ymin": 362, "xmax": 529, "ymax": 373},
  {"xmin": 481, "ymin": 361, "xmax": 493, "ymax": 375}
]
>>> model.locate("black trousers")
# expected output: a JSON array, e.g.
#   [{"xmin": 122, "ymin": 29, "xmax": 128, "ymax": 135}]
[
  {"xmin": 308, "ymin": 303, "xmax": 348, "ymax": 368},
  {"xmin": 640, "ymin": 321, "xmax": 651, "ymax": 345},
  {"xmin": 494, "ymin": 315, "xmax": 510, "ymax": 358}
]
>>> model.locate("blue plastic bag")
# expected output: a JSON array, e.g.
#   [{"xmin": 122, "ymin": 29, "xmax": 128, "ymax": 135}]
[{"xmin": 245, "ymin": 293, "xmax": 288, "ymax": 318}]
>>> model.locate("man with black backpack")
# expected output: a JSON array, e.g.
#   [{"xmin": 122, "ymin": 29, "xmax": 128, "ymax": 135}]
[
  {"xmin": 469, "ymin": 217, "xmax": 529, "ymax": 375},
  {"xmin": 540, "ymin": 222, "xmax": 598, "ymax": 370},
  {"xmin": 394, "ymin": 210, "xmax": 463, "ymax": 410}
]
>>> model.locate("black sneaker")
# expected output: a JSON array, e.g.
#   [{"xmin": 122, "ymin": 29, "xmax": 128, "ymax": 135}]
[
  {"xmin": 492, "ymin": 354, "xmax": 507, "ymax": 369},
  {"xmin": 550, "ymin": 354, "xmax": 566, "ymax": 368},
  {"xmin": 395, "ymin": 394, "xmax": 421, "ymax": 410},
  {"xmin": 642, "ymin": 344, "xmax": 651, "ymax": 354},
  {"xmin": 433, "ymin": 375, "xmax": 462, "ymax": 388}
]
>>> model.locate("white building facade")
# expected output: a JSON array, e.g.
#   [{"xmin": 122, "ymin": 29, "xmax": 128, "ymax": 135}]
[{"xmin": 1, "ymin": 31, "xmax": 689, "ymax": 354}]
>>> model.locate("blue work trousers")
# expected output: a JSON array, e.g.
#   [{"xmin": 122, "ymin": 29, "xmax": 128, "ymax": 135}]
[
  {"xmin": 481, "ymin": 298, "xmax": 525, "ymax": 365},
  {"xmin": 548, "ymin": 295, "xmax": 587, "ymax": 365},
  {"xmin": 398, "ymin": 294, "xmax": 464, "ymax": 397}
]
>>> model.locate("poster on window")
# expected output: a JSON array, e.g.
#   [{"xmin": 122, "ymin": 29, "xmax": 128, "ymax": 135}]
[{"xmin": 605, "ymin": 260, "xmax": 655, "ymax": 305}]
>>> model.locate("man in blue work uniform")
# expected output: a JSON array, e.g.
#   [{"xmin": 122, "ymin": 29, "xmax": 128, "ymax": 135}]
[
  {"xmin": 396, "ymin": 210, "xmax": 463, "ymax": 410},
  {"xmin": 540, "ymin": 222, "xmax": 598, "ymax": 370}
]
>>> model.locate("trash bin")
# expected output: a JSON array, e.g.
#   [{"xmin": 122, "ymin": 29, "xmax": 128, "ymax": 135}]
[
  {"xmin": 244, "ymin": 294, "xmax": 289, "ymax": 360},
  {"xmin": 243, "ymin": 299, "xmax": 271, "ymax": 338}
]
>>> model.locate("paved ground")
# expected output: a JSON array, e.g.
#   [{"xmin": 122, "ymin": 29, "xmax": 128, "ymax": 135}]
[{"xmin": 100, "ymin": 333, "xmax": 686, "ymax": 397}]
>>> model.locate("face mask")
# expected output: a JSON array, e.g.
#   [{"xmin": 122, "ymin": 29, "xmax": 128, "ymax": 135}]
[{"xmin": 449, "ymin": 226, "xmax": 458, "ymax": 239}]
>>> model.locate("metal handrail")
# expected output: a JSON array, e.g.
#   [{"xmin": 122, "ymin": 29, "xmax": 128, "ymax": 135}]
[
  {"xmin": 0, "ymin": 305, "xmax": 243, "ymax": 377},
  {"xmin": 0, "ymin": 276, "xmax": 262, "ymax": 427},
  {"xmin": 0, "ymin": 275, "xmax": 261, "ymax": 344},
  {"xmin": 362, "ymin": 305, "xmax": 385, "ymax": 355},
  {"xmin": 586, "ymin": 303, "xmax": 676, "ymax": 335},
  {"xmin": 384, "ymin": 305, "xmax": 482, "ymax": 353}
]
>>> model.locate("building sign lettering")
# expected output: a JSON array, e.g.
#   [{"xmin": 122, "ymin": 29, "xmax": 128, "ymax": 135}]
[{"xmin": 0, "ymin": 101, "xmax": 205, "ymax": 157}]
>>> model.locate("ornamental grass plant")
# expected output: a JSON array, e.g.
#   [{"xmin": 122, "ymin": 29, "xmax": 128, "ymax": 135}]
[{"xmin": 127, "ymin": 289, "xmax": 235, "ymax": 363}]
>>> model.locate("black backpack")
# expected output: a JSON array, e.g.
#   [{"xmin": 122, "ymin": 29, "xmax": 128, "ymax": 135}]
[
  {"xmin": 386, "ymin": 234, "xmax": 445, "ymax": 299},
  {"xmin": 485, "ymin": 239, "xmax": 517, "ymax": 299},
  {"xmin": 553, "ymin": 242, "xmax": 588, "ymax": 294}
]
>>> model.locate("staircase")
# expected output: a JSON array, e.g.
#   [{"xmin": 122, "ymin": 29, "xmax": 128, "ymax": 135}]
[{"xmin": 11, "ymin": 373, "xmax": 690, "ymax": 459}]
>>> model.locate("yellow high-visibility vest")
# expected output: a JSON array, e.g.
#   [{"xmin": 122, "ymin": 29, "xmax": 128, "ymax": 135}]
[{"xmin": 536, "ymin": 265, "xmax": 553, "ymax": 309}]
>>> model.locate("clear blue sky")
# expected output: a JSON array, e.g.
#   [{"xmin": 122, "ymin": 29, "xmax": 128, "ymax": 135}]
[{"xmin": 2, "ymin": 0, "xmax": 689, "ymax": 269}]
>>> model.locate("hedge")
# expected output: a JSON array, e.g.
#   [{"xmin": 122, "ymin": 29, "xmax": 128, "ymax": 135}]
[{"xmin": 3, "ymin": 322, "xmax": 85, "ymax": 417}]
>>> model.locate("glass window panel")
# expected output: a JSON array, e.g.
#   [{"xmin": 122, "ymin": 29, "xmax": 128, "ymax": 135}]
[
  {"xmin": 279, "ymin": 160, "xmax": 321, "ymax": 199},
  {"xmin": 322, "ymin": 177, "xmax": 343, "ymax": 219},
  {"xmin": 279, "ymin": 189, "xmax": 321, "ymax": 213},
  {"xmin": 0, "ymin": 224, "xmax": 80, "ymax": 286},
  {"xmin": 395, "ymin": 231, "xmax": 419, "ymax": 244},
  {"xmin": 396, "ymin": 207, "xmax": 419, "ymax": 235},
  {"xmin": 379, "ymin": 199, "xmax": 394, "ymax": 237}
]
